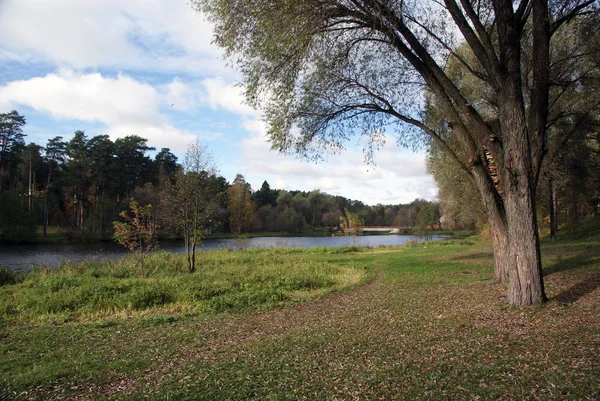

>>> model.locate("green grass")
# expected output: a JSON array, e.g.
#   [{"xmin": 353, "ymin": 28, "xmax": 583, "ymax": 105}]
[
  {"xmin": 0, "ymin": 231, "xmax": 599, "ymax": 400},
  {"xmin": 0, "ymin": 247, "xmax": 372, "ymax": 324}
]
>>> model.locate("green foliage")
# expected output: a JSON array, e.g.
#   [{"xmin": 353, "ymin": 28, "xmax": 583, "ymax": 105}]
[
  {"xmin": 0, "ymin": 109, "xmax": 456, "ymax": 245},
  {"xmin": 0, "ymin": 110, "xmax": 26, "ymax": 189},
  {"xmin": 414, "ymin": 203, "xmax": 439, "ymax": 240},
  {"xmin": 427, "ymin": 143, "xmax": 485, "ymax": 230},
  {"xmin": 252, "ymin": 180, "xmax": 279, "ymax": 207}
]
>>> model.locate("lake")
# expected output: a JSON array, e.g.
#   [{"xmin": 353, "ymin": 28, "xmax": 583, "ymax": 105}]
[{"xmin": 0, "ymin": 234, "xmax": 444, "ymax": 272}]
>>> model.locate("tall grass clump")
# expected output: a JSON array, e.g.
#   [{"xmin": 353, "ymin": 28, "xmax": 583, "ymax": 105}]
[
  {"xmin": 0, "ymin": 266, "xmax": 21, "ymax": 286},
  {"xmin": 0, "ymin": 248, "xmax": 372, "ymax": 323}
]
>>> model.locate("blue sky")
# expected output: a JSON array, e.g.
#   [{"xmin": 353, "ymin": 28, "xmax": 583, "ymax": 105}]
[{"xmin": 0, "ymin": 0, "xmax": 437, "ymax": 205}]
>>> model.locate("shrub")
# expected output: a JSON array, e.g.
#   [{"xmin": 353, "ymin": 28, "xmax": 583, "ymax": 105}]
[{"xmin": 113, "ymin": 198, "xmax": 158, "ymax": 276}]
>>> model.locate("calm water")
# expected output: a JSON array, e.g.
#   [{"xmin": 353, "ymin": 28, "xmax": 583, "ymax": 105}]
[{"xmin": 0, "ymin": 235, "xmax": 443, "ymax": 272}]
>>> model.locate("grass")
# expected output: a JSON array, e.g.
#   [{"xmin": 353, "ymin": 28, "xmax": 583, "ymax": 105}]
[
  {"xmin": 0, "ymin": 247, "xmax": 372, "ymax": 324},
  {"xmin": 0, "ymin": 230, "xmax": 599, "ymax": 400}
]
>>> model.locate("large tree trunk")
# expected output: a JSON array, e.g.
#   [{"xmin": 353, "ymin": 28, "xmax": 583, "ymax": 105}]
[
  {"xmin": 501, "ymin": 108, "xmax": 547, "ymax": 305},
  {"xmin": 505, "ymin": 189, "xmax": 547, "ymax": 305},
  {"xmin": 492, "ymin": 0, "xmax": 548, "ymax": 305}
]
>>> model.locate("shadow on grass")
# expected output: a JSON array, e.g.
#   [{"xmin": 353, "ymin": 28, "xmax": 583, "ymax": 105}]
[
  {"xmin": 442, "ymin": 251, "xmax": 493, "ymax": 263},
  {"xmin": 543, "ymin": 252, "xmax": 599, "ymax": 276},
  {"xmin": 552, "ymin": 279, "xmax": 600, "ymax": 304}
]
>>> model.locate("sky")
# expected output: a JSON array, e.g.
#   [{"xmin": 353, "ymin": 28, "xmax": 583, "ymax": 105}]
[{"xmin": 0, "ymin": 0, "xmax": 438, "ymax": 205}]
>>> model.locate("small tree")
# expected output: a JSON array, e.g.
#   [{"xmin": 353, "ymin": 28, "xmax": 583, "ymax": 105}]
[
  {"xmin": 162, "ymin": 140, "xmax": 222, "ymax": 273},
  {"xmin": 338, "ymin": 208, "xmax": 364, "ymax": 245},
  {"xmin": 113, "ymin": 199, "xmax": 158, "ymax": 275}
]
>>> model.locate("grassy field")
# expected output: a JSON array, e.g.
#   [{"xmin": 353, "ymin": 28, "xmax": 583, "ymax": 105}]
[{"xmin": 0, "ymin": 221, "xmax": 599, "ymax": 400}]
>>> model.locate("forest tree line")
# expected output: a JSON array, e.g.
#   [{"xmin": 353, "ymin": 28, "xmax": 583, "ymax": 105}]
[{"xmin": 0, "ymin": 110, "xmax": 443, "ymax": 243}]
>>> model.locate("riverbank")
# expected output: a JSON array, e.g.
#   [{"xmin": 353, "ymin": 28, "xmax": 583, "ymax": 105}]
[
  {"xmin": 0, "ymin": 234, "xmax": 449, "ymax": 272},
  {"xmin": 1, "ymin": 226, "xmax": 598, "ymax": 400},
  {"xmin": 0, "ymin": 225, "xmax": 474, "ymax": 245}
]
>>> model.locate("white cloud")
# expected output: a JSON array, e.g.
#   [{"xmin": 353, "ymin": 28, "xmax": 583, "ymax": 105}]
[
  {"xmin": 200, "ymin": 77, "xmax": 258, "ymax": 116},
  {"xmin": 0, "ymin": 70, "xmax": 196, "ymax": 151},
  {"xmin": 0, "ymin": 0, "xmax": 231, "ymax": 77},
  {"xmin": 238, "ymin": 127, "xmax": 437, "ymax": 205},
  {"xmin": 0, "ymin": 70, "xmax": 159, "ymax": 124},
  {"xmin": 162, "ymin": 78, "xmax": 198, "ymax": 112}
]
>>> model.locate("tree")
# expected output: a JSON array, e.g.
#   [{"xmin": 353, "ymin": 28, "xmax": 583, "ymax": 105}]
[
  {"xmin": 195, "ymin": 0, "xmax": 599, "ymax": 305},
  {"xmin": 414, "ymin": 203, "xmax": 437, "ymax": 240},
  {"xmin": 427, "ymin": 16, "xmax": 600, "ymax": 241},
  {"xmin": 338, "ymin": 208, "xmax": 364, "ymax": 245},
  {"xmin": 227, "ymin": 174, "xmax": 254, "ymax": 234},
  {"xmin": 113, "ymin": 136, "xmax": 155, "ymax": 200},
  {"xmin": 307, "ymin": 190, "xmax": 326, "ymax": 228},
  {"xmin": 154, "ymin": 148, "xmax": 179, "ymax": 185},
  {"xmin": 275, "ymin": 190, "xmax": 305, "ymax": 232},
  {"xmin": 0, "ymin": 189, "xmax": 37, "ymax": 242},
  {"xmin": 43, "ymin": 136, "xmax": 66, "ymax": 237},
  {"xmin": 163, "ymin": 140, "xmax": 222, "ymax": 273},
  {"xmin": 19, "ymin": 143, "xmax": 43, "ymax": 212},
  {"xmin": 0, "ymin": 110, "xmax": 26, "ymax": 192},
  {"xmin": 428, "ymin": 142, "xmax": 486, "ymax": 231},
  {"xmin": 65, "ymin": 131, "xmax": 90, "ymax": 232},
  {"xmin": 253, "ymin": 180, "xmax": 279, "ymax": 207},
  {"xmin": 113, "ymin": 198, "xmax": 158, "ymax": 276}
]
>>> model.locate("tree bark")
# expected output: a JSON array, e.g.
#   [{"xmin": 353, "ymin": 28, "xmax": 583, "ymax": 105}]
[
  {"xmin": 549, "ymin": 178, "xmax": 557, "ymax": 240},
  {"xmin": 472, "ymin": 166, "xmax": 509, "ymax": 283},
  {"xmin": 490, "ymin": 217, "xmax": 509, "ymax": 283},
  {"xmin": 501, "ymin": 105, "xmax": 547, "ymax": 305},
  {"xmin": 185, "ymin": 234, "xmax": 192, "ymax": 273},
  {"xmin": 505, "ymin": 190, "xmax": 547, "ymax": 305},
  {"xmin": 191, "ymin": 241, "xmax": 197, "ymax": 273}
]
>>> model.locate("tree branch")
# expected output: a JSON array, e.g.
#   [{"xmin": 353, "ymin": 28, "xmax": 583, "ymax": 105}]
[
  {"xmin": 444, "ymin": 0, "xmax": 502, "ymax": 89},
  {"xmin": 551, "ymin": 0, "xmax": 596, "ymax": 35}
]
